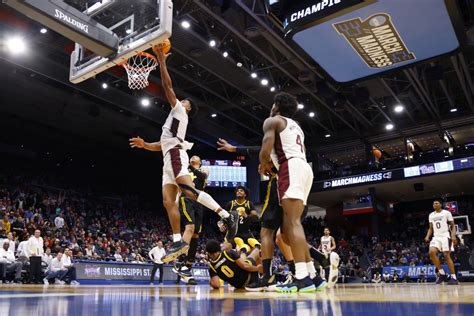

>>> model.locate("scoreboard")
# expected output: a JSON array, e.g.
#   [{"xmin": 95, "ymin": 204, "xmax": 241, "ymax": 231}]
[{"xmin": 201, "ymin": 159, "xmax": 247, "ymax": 188}]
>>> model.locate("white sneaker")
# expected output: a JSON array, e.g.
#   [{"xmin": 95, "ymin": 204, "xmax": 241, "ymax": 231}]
[
  {"xmin": 55, "ymin": 279, "xmax": 65, "ymax": 285},
  {"xmin": 43, "ymin": 278, "xmax": 49, "ymax": 285},
  {"xmin": 70, "ymin": 280, "xmax": 80, "ymax": 285}
]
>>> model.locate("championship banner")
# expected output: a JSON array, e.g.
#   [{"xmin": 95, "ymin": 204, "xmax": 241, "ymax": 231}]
[
  {"xmin": 75, "ymin": 261, "xmax": 210, "ymax": 282},
  {"xmin": 285, "ymin": 0, "xmax": 461, "ymax": 82},
  {"xmin": 382, "ymin": 265, "xmax": 455, "ymax": 279}
]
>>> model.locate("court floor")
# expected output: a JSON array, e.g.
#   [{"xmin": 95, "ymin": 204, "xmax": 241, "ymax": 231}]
[{"xmin": 0, "ymin": 283, "xmax": 472, "ymax": 316}]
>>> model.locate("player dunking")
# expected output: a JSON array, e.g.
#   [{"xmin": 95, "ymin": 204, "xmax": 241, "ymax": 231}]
[
  {"xmin": 259, "ymin": 92, "xmax": 317, "ymax": 293},
  {"xmin": 424, "ymin": 200, "xmax": 459, "ymax": 285},
  {"xmin": 129, "ymin": 45, "xmax": 236, "ymax": 263}
]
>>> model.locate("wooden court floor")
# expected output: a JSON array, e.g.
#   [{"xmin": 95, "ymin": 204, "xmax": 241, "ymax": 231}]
[{"xmin": 0, "ymin": 283, "xmax": 472, "ymax": 315}]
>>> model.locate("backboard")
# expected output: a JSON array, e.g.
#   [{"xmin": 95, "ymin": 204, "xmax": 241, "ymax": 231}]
[
  {"xmin": 454, "ymin": 215, "xmax": 471, "ymax": 236},
  {"xmin": 3, "ymin": 0, "xmax": 173, "ymax": 84},
  {"xmin": 68, "ymin": 0, "xmax": 172, "ymax": 84}
]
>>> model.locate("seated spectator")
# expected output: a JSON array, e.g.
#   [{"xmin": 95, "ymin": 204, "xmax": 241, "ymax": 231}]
[
  {"xmin": 0, "ymin": 241, "xmax": 22, "ymax": 283},
  {"xmin": 60, "ymin": 248, "xmax": 79, "ymax": 285},
  {"xmin": 382, "ymin": 271, "xmax": 391, "ymax": 283},
  {"xmin": 392, "ymin": 271, "xmax": 400, "ymax": 283},
  {"xmin": 417, "ymin": 270, "xmax": 427, "ymax": 283},
  {"xmin": 371, "ymin": 272, "xmax": 382, "ymax": 283},
  {"xmin": 114, "ymin": 250, "xmax": 123, "ymax": 262},
  {"xmin": 43, "ymin": 251, "xmax": 66, "ymax": 285},
  {"xmin": 42, "ymin": 248, "xmax": 53, "ymax": 268}
]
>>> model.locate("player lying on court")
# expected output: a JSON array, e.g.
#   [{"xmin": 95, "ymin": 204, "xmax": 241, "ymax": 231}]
[
  {"xmin": 217, "ymin": 138, "xmax": 331, "ymax": 291},
  {"xmin": 205, "ymin": 240, "xmax": 263, "ymax": 290},
  {"xmin": 129, "ymin": 43, "xmax": 236, "ymax": 263},
  {"xmin": 424, "ymin": 200, "xmax": 459, "ymax": 285}
]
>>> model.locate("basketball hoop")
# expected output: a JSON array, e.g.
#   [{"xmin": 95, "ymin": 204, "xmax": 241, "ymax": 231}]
[{"xmin": 121, "ymin": 52, "xmax": 158, "ymax": 90}]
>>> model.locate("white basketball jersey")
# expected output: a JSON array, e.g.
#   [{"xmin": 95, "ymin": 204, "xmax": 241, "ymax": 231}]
[
  {"xmin": 161, "ymin": 100, "xmax": 188, "ymax": 155},
  {"xmin": 429, "ymin": 210, "xmax": 453, "ymax": 238},
  {"xmin": 321, "ymin": 236, "xmax": 332, "ymax": 254},
  {"xmin": 270, "ymin": 116, "xmax": 306, "ymax": 170}
]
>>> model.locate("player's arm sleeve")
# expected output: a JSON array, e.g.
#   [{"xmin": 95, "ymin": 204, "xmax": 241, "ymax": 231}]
[
  {"xmin": 235, "ymin": 146, "xmax": 260, "ymax": 157},
  {"xmin": 226, "ymin": 201, "xmax": 232, "ymax": 211}
]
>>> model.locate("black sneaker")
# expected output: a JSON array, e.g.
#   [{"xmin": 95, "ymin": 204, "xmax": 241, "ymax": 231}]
[
  {"xmin": 223, "ymin": 211, "xmax": 238, "ymax": 237},
  {"xmin": 162, "ymin": 241, "xmax": 190, "ymax": 263},
  {"xmin": 436, "ymin": 274, "xmax": 447, "ymax": 285},
  {"xmin": 447, "ymin": 278, "xmax": 459, "ymax": 285},
  {"xmin": 187, "ymin": 277, "xmax": 197, "ymax": 285},
  {"xmin": 312, "ymin": 276, "xmax": 328, "ymax": 291},
  {"xmin": 245, "ymin": 275, "xmax": 276, "ymax": 292},
  {"xmin": 276, "ymin": 276, "xmax": 315, "ymax": 293}
]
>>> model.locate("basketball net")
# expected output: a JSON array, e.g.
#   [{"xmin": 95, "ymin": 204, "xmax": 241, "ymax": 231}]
[{"xmin": 121, "ymin": 52, "xmax": 158, "ymax": 90}]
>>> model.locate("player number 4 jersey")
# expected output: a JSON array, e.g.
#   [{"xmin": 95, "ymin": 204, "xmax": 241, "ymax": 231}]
[
  {"xmin": 270, "ymin": 116, "xmax": 307, "ymax": 170},
  {"xmin": 429, "ymin": 209, "xmax": 453, "ymax": 238}
]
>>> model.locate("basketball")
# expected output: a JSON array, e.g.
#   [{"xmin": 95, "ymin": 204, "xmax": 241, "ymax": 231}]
[
  {"xmin": 372, "ymin": 148, "xmax": 382, "ymax": 159},
  {"xmin": 160, "ymin": 38, "xmax": 171, "ymax": 54}
]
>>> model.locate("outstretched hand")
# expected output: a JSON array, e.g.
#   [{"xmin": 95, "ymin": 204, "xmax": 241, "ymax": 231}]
[
  {"xmin": 129, "ymin": 137, "xmax": 145, "ymax": 149},
  {"xmin": 217, "ymin": 138, "xmax": 236, "ymax": 152},
  {"xmin": 152, "ymin": 44, "xmax": 170, "ymax": 62}
]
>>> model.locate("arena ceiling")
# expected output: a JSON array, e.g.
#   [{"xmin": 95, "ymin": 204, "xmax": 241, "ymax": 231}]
[{"xmin": 1, "ymin": 0, "xmax": 474, "ymax": 167}]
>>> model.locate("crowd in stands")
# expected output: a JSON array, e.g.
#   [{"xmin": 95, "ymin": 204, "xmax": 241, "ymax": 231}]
[{"xmin": 0, "ymin": 173, "xmax": 471, "ymax": 284}]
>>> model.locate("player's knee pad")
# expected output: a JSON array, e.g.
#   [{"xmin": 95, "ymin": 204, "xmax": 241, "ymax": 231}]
[{"xmin": 178, "ymin": 183, "xmax": 199, "ymax": 198}]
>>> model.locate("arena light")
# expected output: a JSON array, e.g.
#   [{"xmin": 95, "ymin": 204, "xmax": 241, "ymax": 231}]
[
  {"xmin": 141, "ymin": 98, "xmax": 150, "ymax": 107},
  {"xmin": 181, "ymin": 20, "xmax": 191, "ymax": 29},
  {"xmin": 385, "ymin": 123, "xmax": 394, "ymax": 130},
  {"xmin": 250, "ymin": 72, "xmax": 257, "ymax": 79},
  {"xmin": 101, "ymin": 82, "xmax": 108, "ymax": 89},
  {"xmin": 297, "ymin": 103, "xmax": 304, "ymax": 110},
  {"xmin": 211, "ymin": 113, "xmax": 217, "ymax": 118},
  {"xmin": 261, "ymin": 79, "xmax": 269, "ymax": 86},
  {"xmin": 125, "ymin": 29, "xmax": 132, "ymax": 34},
  {"xmin": 40, "ymin": 28, "xmax": 47, "ymax": 34},
  {"xmin": 270, "ymin": 86, "xmax": 276, "ymax": 92},
  {"xmin": 236, "ymin": 62, "xmax": 243, "ymax": 68},
  {"xmin": 6, "ymin": 36, "xmax": 27, "ymax": 54},
  {"xmin": 222, "ymin": 51, "xmax": 229, "ymax": 58},
  {"xmin": 394, "ymin": 105, "xmax": 404, "ymax": 113},
  {"xmin": 325, "ymin": 134, "xmax": 331, "ymax": 138},
  {"xmin": 309, "ymin": 112, "xmax": 315, "ymax": 118},
  {"xmin": 209, "ymin": 39, "xmax": 216, "ymax": 47},
  {"xmin": 450, "ymin": 108, "xmax": 458, "ymax": 112}
]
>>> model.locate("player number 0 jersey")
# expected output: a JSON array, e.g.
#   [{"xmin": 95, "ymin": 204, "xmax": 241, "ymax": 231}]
[{"xmin": 429, "ymin": 210, "xmax": 454, "ymax": 238}]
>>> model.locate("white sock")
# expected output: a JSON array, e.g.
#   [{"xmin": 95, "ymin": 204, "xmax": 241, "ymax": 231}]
[
  {"xmin": 172, "ymin": 234, "xmax": 181, "ymax": 242},
  {"xmin": 306, "ymin": 261, "xmax": 316, "ymax": 279},
  {"xmin": 197, "ymin": 191, "xmax": 224, "ymax": 213},
  {"xmin": 295, "ymin": 262, "xmax": 309, "ymax": 280},
  {"xmin": 439, "ymin": 269, "xmax": 446, "ymax": 275},
  {"xmin": 451, "ymin": 274, "xmax": 457, "ymax": 280}
]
